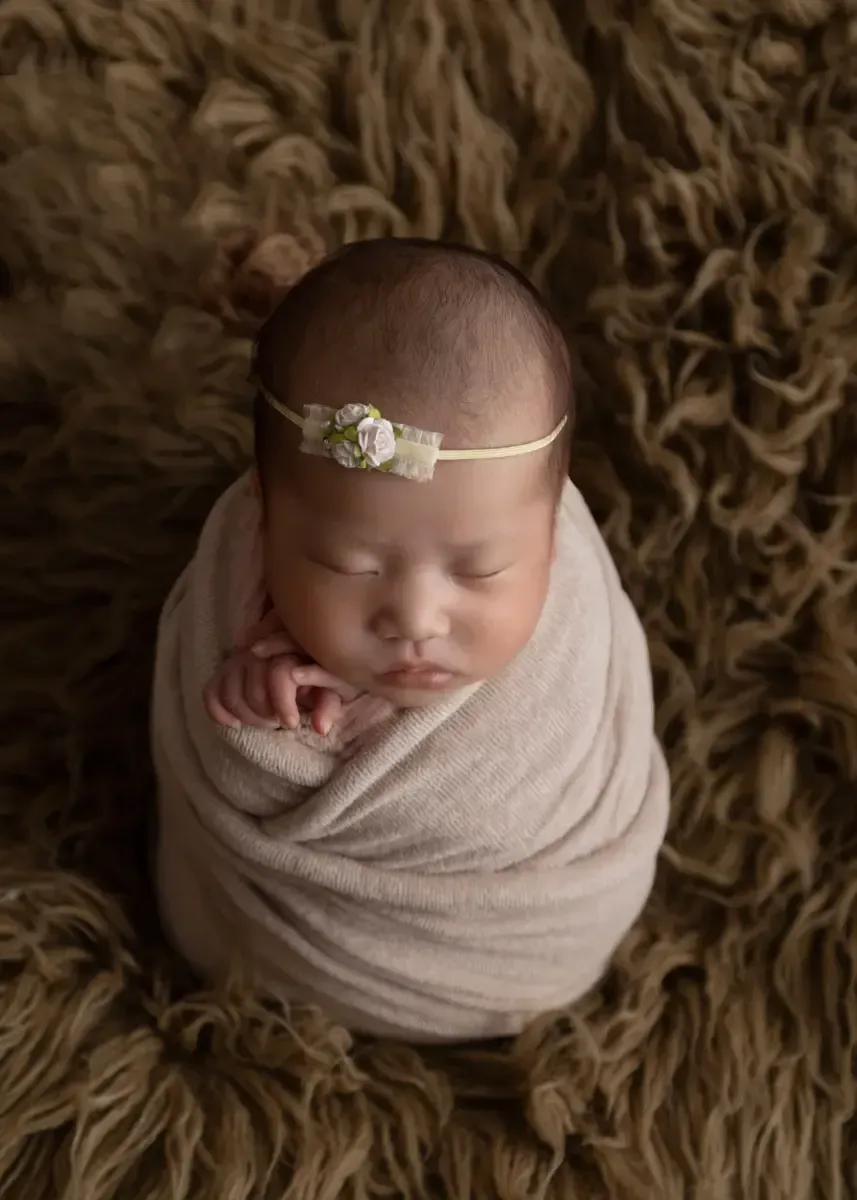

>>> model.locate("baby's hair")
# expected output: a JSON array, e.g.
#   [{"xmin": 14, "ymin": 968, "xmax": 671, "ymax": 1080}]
[{"xmin": 252, "ymin": 238, "xmax": 574, "ymax": 491}]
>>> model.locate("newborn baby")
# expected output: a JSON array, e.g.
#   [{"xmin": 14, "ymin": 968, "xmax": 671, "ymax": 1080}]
[{"xmin": 152, "ymin": 238, "xmax": 670, "ymax": 1043}]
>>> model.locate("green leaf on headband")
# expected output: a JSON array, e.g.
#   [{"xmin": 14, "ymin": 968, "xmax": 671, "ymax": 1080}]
[
  {"xmin": 368, "ymin": 406, "xmax": 381, "ymax": 420},
  {"xmin": 344, "ymin": 427, "xmax": 359, "ymax": 442},
  {"xmin": 393, "ymin": 426, "xmax": 403, "ymax": 437},
  {"xmin": 379, "ymin": 460, "xmax": 394, "ymax": 472},
  {"xmin": 326, "ymin": 431, "xmax": 347, "ymax": 445}
]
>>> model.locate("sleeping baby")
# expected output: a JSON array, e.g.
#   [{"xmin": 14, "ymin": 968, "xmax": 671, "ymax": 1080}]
[{"xmin": 151, "ymin": 238, "xmax": 670, "ymax": 1043}]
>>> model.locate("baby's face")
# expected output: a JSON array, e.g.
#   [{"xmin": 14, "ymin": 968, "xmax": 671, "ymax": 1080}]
[{"xmin": 261, "ymin": 454, "xmax": 557, "ymax": 707}]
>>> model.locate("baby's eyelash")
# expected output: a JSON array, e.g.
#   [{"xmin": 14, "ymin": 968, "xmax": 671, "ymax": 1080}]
[
  {"xmin": 310, "ymin": 557, "xmax": 505, "ymax": 581},
  {"xmin": 455, "ymin": 568, "xmax": 507, "ymax": 581},
  {"xmin": 314, "ymin": 561, "xmax": 379, "ymax": 578}
]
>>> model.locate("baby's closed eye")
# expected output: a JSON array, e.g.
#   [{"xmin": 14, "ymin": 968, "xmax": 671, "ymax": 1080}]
[
  {"xmin": 454, "ymin": 565, "xmax": 509, "ymax": 581},
  {"xmin": 307, "ymin": 557, "xmax": 380, "ymax": 578}
]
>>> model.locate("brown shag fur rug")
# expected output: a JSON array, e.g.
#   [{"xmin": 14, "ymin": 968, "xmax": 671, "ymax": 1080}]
[{"xmin": 2, "ymin": 2, "xmax": 857, "ymax": 1197}]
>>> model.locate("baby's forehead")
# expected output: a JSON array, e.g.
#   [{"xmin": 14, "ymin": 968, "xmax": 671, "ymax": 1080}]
[{"xmin": 277, "ymin": 450, "xmax": 553, "ymax": 548}]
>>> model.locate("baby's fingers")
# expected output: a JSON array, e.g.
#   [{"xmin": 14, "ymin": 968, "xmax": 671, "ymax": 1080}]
[
  {"xmin": 203, "ymin": 668, "xmax": 242, "ymax": 728},
  {"xmin": 291, "ymin": 665, "xmax": 359, "ymax": 703},
  {"xmin": 267, "ymin": 657, "xmax": 302, "ymax": 730},
  {"xmin": 245, "ymin": 657, "xmax": 278, "ymax": 723},
  {"xmin": 247, "ymin": 628, "xmax": 303, "ymax": 667},
  {"xmin": 221, "ymin": 659, "xmax": 280, "ymax": 728},
  {"xmin": 250, "ymin": 635, "xmax": 302, "ymax": 661},
  {"xmin": 311, "ymin": 689, "xmax": 343, "ymax": 737},
  {"xmin": 204, "ymin": 660, "xmax": 279, "ymax": 729}
]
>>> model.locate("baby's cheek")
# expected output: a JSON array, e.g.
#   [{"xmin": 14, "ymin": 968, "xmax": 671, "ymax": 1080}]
[
  {"xmin": 287, "ymin": 582, "xmax": 360, "ymax": 664},
  {"xmin": 482, "ymin": 613, "xmax": 531, "ymax": 666},
  {"xmin": 468, "ymin": 587, "xmax": 545, "ymax": 666}
]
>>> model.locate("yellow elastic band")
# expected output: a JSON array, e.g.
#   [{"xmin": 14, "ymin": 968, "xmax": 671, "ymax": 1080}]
[{"xmin": 434, "ymin": 421, "xmax": 568, "ymax": 461}]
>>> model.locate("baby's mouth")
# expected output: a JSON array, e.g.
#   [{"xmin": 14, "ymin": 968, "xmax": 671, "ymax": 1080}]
[{"xmin": 376, "ymin": 664, "xmax": 458, "ymax": 691}]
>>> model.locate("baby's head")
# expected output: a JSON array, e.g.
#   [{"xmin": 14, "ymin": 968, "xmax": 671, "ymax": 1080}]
[{"xmin": 252, "ymin": 238, "xmax": 573, "ymax": 706}]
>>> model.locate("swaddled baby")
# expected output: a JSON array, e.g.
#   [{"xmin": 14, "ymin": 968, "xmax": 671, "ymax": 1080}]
[{"xmin": 152, "ymin": 238, "xmax": 670, "ymax": 1043}]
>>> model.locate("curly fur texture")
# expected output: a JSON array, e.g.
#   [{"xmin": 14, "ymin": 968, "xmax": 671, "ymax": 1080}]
[{"xmin": 1, "ymin": 1, "xmax": 856, "ymax": 1197}]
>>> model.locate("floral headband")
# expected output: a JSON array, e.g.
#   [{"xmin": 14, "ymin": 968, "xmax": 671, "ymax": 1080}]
[{"xmin": 258, "ymin": 384, "xmax": 567, "ymax": 483}]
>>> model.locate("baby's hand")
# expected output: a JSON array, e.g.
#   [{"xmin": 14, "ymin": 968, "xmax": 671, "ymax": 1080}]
[
  {"xmin": 203, "ymin": 645, "xmax": 289, "ymax": 730},
  {"xmin": 203, "ymin": 610, "xmax": 359, "ymax": 736}
]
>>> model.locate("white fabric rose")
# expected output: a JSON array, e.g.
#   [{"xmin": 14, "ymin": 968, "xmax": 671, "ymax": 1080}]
[
  {"xmin": 334, "ymin": 403, "xmax": 370, "ymax": 430},
  {"xmin": 329, "ymin": 440, "xmax": 360, "ymax": 468},
  {"xmin": 357, "ymin": 417, "xmax": 397, "ymax": 467}
]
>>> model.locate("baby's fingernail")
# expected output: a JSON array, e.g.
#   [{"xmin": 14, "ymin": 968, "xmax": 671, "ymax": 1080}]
[{"xmin": 318, "ymin": 717, "xmax": 332, "ymax": 736}]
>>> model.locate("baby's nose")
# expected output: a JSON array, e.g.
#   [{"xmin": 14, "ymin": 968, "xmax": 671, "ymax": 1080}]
[{"xmin": 372, "ymin": 577, "xmax": 451, "ymax": 643}]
